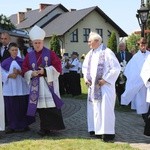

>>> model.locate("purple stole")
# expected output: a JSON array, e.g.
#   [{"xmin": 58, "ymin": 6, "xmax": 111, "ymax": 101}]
[
  {"xmin": 27, "ymin": 48, "xmax": 64, "ymax": 116},
  {"xmin": 87, "ymin": 44, "xmax": 106, "ymax": 101},
  {"xmin": 1, "ymin": 56, "xmax": 23, "ymax": 71}
]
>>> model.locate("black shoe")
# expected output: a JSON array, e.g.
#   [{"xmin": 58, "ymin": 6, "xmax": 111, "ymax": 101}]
[
  {"xmin": 37, "ymin": 129, "xmax": 47, "ymax": 136},
  {"xmin": 89, "ymin": 131, "xmax": 95, "ymax": 137},
  {"xmin": 95, "ymin": 135, "xmax": 102, "ymax": 139},
  {"xmin": 24, "ymin": 127, "xmax": 30, "ymax": 131},
  {"xmin": 89, "ymin": 131, "xmax": 95, "ymax": 136},
  {"xmin": 142, "ymin": 114, "xmax": 148, "ymax": 123},
  {"xmin": 144, "ymin": 116, "xmax": 150, "ymax": 136},
  {"xmin": 102, "ymin": 134, "xmax": 115, "ymax": 142},
  {"xmin": 0, "ymin": 132, "xmax": 4, "ymax": 139},
  {"xmin": 5, "ymin": 128, "xmax": 14, "ymax": 134},
  {"xmin": 15, "ymin": 127, "xmax": 30, "ymax": 133}
]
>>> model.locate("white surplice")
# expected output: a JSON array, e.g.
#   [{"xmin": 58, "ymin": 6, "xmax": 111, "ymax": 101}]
[
  {"xmin": 82, "ymin": 44, "xmax": 121, "ymax": 135},
  {"xmin": 121, "ymin": 50, "xmax": 150, "ymax": 114},
  {"xmin": 140, "ymin": 54, "xmax": 150, "ymax": 103},
  {"xmin": 0, "ymin": 65, "xmax": 5, "ymax": 131},
  {"xmin": 2, "ymin": 60, "xmax": 29, "ymax": 96},
  {"xmin": 24, "ymin": 66, "xmax": 60, "ymax": 108}
]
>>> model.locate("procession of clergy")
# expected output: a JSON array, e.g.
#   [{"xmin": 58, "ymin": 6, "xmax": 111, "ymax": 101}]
[{"xmin": 0, "ymin": 25, "xmax": 150, "ymax": 141}]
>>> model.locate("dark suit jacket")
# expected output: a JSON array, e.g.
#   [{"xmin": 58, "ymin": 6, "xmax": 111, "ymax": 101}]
[
  {"xmin": 116, "ymin": 51, "xmax": 133, "ymax": 63},
  {"xmin": 0, "ymin": 45, "xmax": 11, "ymax": 62},
  {"xmin": 115, "ymin": 51, "xmax": 133, "ymax": 86}
]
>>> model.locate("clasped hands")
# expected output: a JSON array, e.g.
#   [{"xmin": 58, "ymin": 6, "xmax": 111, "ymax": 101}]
[
  {"xmin": 9, "ymin": 68, "xmax": 22, "ymax": 79},
  {"xmin": 98, "ymin": 79, "xmax": 106, "ymax": 86},
  {"xmin": 86, "ymin": 79, "xmax": 106, "ymax": 87},
  {"xmin": 32, "ymin": 67, "xmax": 44, "ymax": 77}
]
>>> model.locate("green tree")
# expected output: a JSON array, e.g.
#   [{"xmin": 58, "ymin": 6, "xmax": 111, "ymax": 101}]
[
  {"xmin": 0, "ymin": 14, "xmax": 15, "ymax": 30},
  {"xmin": 126, "ymin": 33, "xmax": 140, "ymax": 52},
  {"xmin": 107, "ymin": 31, "xmax": 117, "ymax": 53},
  {"xmin": 49, "ymin": 34, "xmax": 61, "ymax": 56}
]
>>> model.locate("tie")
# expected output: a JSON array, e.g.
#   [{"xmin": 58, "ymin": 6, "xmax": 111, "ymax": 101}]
[
  {"xmin": 121, "ymin": 52, "xmax": 124, "ymax": 60},
  {"xmin": 1, "ymin": 46, "xmax": 7, "ymax": 57},
  {"xmin": 4, "ymin": 46, "xmax": 7, "ymax": 51},
  {"xmin": 4, "ymin": 46, "xmax": 8, "ymax": 55}
]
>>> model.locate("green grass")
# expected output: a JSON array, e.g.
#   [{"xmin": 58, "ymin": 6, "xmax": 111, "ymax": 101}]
[{"xmin": 0, "ymin": 138, "xmax": 138, "ymax": 150}]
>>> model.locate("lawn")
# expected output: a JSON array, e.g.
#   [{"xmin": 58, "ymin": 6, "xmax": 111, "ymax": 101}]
[{"xmin": 0, "ymin": 138, "xmax": 138, "ymax": 150}]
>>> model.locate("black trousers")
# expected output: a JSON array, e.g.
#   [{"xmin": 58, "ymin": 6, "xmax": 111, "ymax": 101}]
[
  {"xmin": 59, "ymin": 75, "xmax": 66, "ymax": 95},
  {"xmin": 116, "ymin": 83, "xmax": 125, "ymax": 105},
  {"xmin": 144, "ymin": 106, "xmax": 150, "ymax": 136},
  {"xmin": 63, "ymin": 73, "xmax": 71, "ymax": 94},
  {"xmin": 69, "ymin": 71, "xmax": 80, "ymax": 96},
  {"xmin": 38, "ymin": 108, "xmax": 65, "ymax": 131}
]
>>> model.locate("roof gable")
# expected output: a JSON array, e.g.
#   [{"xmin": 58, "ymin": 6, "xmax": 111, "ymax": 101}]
[
  {"xmin": 94, "ymin": 6, "xmax": 127, "ymax": 37},
  {"xmin": 10, "ymin": 4, "xmax": 127, "ymax": 37},
  {"xmin": 43, "ymin": 7, "xmax": 95, "ymax": 36},
  {"xmin": 10, "ymin": 4, "xmax": 68, "ymax": 29},
  {"xmin": 43, "ymin": 6, "xmax": 127, "ymax": 37}
]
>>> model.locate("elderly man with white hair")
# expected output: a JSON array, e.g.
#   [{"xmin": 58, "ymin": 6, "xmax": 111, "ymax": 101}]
[{"xmin": 82, "ymin": 32, "xmax": 121, "ymax": 142}]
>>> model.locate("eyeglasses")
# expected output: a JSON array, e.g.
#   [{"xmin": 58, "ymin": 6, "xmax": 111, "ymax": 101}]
[{"xmin": 140, "ymin": 43, "xmax": 147, "ymax": 46}]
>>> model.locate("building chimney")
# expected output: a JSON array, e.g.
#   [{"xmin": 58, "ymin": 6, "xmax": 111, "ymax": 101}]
[
  {"xmin": 17, "ymin": 12, "xmax": 25, "ymax": 24},
  {"xmin": 26, "ymin": 8, "xmax": 32, "ymax": 12},
  {"xmin": 69, "ymin": 9, "xmax": 76, "ymax": 12},
  {"xmin": 39, "ymin": 3, "xmax": 51, "ymax": 11}
]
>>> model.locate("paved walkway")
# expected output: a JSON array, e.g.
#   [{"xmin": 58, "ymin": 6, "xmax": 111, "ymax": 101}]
[{"xmin": 0, "ymin": 98, "xmax": 150, "ymax": 150}]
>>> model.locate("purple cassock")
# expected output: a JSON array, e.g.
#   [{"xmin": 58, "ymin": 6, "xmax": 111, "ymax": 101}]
[
  {"xmin": 1, "ymin": 56, "xmax": 35, "ymax": 131},
  {"xmin": 22, "ymin": 47, "xmax": 65, "ymax": 131},
  {"xmin": 27, "ymin": 48, "xmax": 64, "ymax": 117}
]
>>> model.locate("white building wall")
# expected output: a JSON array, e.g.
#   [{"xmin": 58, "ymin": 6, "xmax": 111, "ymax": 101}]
[
  {"xmin": 44, "ymin": 11, "xmax": 120, "ymax": 58},
  {"xmin": 63, "ymin": 11, "xmax": 119, "ymax": 57}
]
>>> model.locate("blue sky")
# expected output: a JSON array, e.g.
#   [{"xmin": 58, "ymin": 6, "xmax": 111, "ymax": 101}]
[{"xmin": 0, "ymin": 0, "xmax": 141, "ymax": 35}]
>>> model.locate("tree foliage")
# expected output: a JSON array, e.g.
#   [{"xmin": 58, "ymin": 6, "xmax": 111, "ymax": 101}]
[
  {"xmin": 107, "ymin": 31, "xmax": 117, "ymax": 53},
  {"xmin": 49, "ymin": 34, "xmax": 61, "ymax": 56},
  {"xmin": 0, "ymin": 14, "xmax": 15, "ymax": 30},
  {"xmin": 126, "ymin": 33, "xmax": 140, "ymax": 53}
]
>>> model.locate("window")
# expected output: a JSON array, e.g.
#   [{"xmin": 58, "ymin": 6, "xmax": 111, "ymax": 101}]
[
  {"xmin": 96, "ymin": 28, "xmax": 103, "ymax": 38},
  {"xmin": 70, "ymin": 29, "xmax": 78, "ymax": 42},
  {"xmin": 107, "ymin": 30, "xmax": 111, "ymax": 37},
  {"xmin": 83, "ymin": 28, "xmax": 91, "ymax": 42}
]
